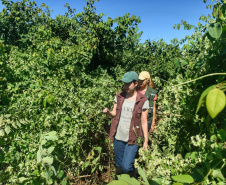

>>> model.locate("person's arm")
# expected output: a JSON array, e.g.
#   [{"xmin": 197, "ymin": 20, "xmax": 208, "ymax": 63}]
[
  {"xmin": 102, "ymin": 103, "xmax": 117, "ymax": 117},
  {"xmin": 150, "ymin": 100, "xmax": 156, "ymax": 132},
  {"xmin": 141, "ymin": 109, "xmax": 149, "ymax": 150}
]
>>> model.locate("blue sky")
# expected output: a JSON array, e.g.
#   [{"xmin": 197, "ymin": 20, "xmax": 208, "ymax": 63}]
[{"xmin": 0, "ymin": 0, "xmax": 215, "ymax": 43}]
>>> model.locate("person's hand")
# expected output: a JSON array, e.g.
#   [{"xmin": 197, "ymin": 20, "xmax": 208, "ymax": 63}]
[
  {"xmin": 102, "ymin": 108, "xmax": 110, "ymax": 115},
  {"xmin": 150, "ymin": 124, "xmax": 155, "ymax": 133},
  {"xmin": 143, "ymin": 142, "xmax": 148, "ymax": 150}
]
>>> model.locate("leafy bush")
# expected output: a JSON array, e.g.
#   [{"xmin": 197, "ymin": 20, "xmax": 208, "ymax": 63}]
[{"xmin": 0, "ymin": 0, "xmax": 225, "ymax": 184}]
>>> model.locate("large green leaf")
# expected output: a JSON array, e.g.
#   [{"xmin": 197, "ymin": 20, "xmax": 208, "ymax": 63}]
[
  {"xmin": 171, "ymin": 174, "xmax": 194, "ymax": 183},
  {"xmin": 138, "ymin": 167, "xmax": 149, "ymax": 185},
  {"xmin": 206, "ymin": 88, "xmax": 226, "ymax": 119},
  {"xmin": 208, "ymin": 23, "xmax": 222, "ymax": 39},
  {"xmin": 117, "ymin": 174, "xmax": 140, "ymax": 185},
  {"xmin": 196, "ymin": 85, "xmax": 217, "ymax": 113}
]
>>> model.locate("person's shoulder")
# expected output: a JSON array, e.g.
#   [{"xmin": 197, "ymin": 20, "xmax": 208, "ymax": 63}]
[
  {"xmin": 116, "ymin": 91, "xmax": 126, "ymax": 97},
  {"xmin": 148, "ymin": 86, "xmax": 158, "ymax": 94},
  {"xmin": 137, "ymin": 91, "xmax": 148, "ymax": 101}
]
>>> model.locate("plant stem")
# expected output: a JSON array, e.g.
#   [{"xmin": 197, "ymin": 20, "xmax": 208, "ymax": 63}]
[
  {"xmin": 202, "ymin": 160, "xmax": 223, "ymax": 183},
  {"xmin": 173, "ymin": 73, "xmax": 226, "ymax": 87}
]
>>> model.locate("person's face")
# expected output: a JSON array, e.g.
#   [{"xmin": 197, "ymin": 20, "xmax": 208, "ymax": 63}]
[
  {"xmin": 124, "ymin": 81, "xmax": 138, "ymax": 93},
  {"xmin": 138, "ymin": 79, "xmax": 148, "ymax": 88}
]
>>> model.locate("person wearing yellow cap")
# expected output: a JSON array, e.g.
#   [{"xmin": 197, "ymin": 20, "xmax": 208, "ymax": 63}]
[
  {"xmin": 138, "ymin": 71, "xmax": 157, "ymax": 133},
  {"xmin": 102, "ymin": 71, "xmax": 149, "ymax": 179}
]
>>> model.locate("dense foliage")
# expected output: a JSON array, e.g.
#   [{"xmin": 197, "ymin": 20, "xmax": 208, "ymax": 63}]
[{"xmin": 0, "ymin": 0, "xmax": 225, "ymax": 184}]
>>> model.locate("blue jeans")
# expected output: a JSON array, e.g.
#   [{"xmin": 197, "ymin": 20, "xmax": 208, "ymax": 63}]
[{"xmin": 114, "ymin": 138, "xmax": 139, "ymax": 173}]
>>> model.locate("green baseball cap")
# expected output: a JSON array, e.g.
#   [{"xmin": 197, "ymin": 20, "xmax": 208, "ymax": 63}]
[{"xmin": 120, "ymin": 71, "xmax": 139, "ymax": 83}]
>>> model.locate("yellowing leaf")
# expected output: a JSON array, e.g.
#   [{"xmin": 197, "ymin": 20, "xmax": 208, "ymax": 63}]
[{"xmin": 206, "ymin": 89, "xmax": 226, "ymax": 119}]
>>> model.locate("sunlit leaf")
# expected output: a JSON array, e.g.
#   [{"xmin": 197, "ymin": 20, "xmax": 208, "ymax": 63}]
[
  {"xmin": 47, "ymin": 147, "xmax": 55, "ymax": 154},
  {"xmin": 196, "ymin": 85, "xmax": 218, "ymax": 113},
  {"xmin": 42, "ymin": 157, "xmax": 53, "ymax": 165},
  {"xmin": 37, "ymin": 149, "xmax": 42, "ymax": 163},
  {"xmin": 50, "ymin": 166, "xmax": 57, "ymax": 175},
  {"xmin": 5, "ymin": 125, "xmax": 10, "ymax": 134},
  {"xmin": 44, "ymin": 131, "xmax": 58, "ymax": 141},
  {"xmin": 0, "ymin": 129, "xmax": 5, "ymax": 137},
  {"xmin": 208, "ymin": 23, "xmax": 222, "ymax": 39},
  {"xmin": 206, "ymin": 88, "xmax": 226, "ymax": 119},
  {"xmin": 212, "ymin": 169, "xmax": 225, "ymax": 180},
  {"xmin": 108, "ymin": 180, "xmax": 128, "ymax": 185},
  {"xmin": 41, "ymin": 139, "xmax": 47, "ymax": 145},
  {"xmin": 171, "ymin": 174, "xmax": 194, "ymax": 183},
  {"xmin": 95, "ymin": 146, "xmax": 102, "ymax": 153},
  {"xmin": 18, "ymin": 177, "xmax": 28, "ymax": 183},
  {"xmin": 117, "ymin": 174, "xmax": 140, "ymax": 185}
]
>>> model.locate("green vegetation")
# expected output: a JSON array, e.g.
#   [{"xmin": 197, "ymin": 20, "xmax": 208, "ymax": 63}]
[{"xmin": 0, "ymin": 0, "xmax": 225, "ymax": 184}]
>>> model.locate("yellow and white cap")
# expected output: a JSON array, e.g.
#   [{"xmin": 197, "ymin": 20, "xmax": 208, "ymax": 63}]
[{"xmin": 138, "ymin": 71, "xmax": 151, "ymax": 80}]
